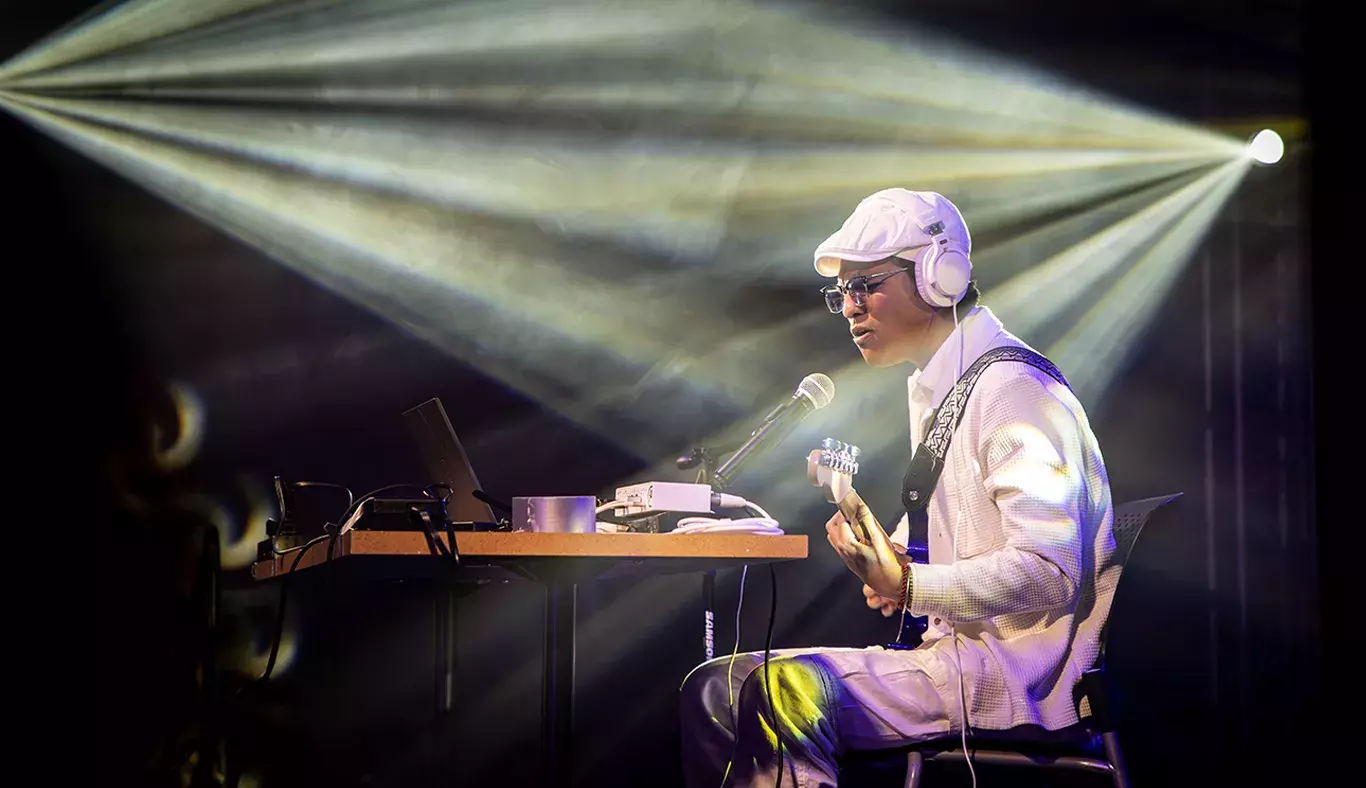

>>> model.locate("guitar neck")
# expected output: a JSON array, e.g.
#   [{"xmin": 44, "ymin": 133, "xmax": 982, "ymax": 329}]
[{"xmin": 835, "ymin": 488, "xmax": 879, "ymax": 545}]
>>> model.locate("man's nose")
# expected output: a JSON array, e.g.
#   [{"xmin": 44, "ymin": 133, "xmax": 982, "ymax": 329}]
[{"xmin": 842, "ymin": 293, "xmax": 865, "ymax": 320}]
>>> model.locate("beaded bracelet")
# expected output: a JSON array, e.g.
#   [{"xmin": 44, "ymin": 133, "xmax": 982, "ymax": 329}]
[{"xmin": 898, "ymin": 560, "xmax": 913, "ymax": 612}]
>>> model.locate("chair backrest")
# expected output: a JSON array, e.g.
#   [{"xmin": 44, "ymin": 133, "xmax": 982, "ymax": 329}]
[
  {"xmin": 1112, "ymin": 493, "xmax": 1182, "ymax": 570},
  {"xmin": 1095, "ymin": 493, "xmax": 1182, "ymax": 666}
]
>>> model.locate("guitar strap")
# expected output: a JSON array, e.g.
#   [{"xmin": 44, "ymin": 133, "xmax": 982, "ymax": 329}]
[{"xmin": 901, "ymin": 345, "xmax": 1071, "ymax": 513}]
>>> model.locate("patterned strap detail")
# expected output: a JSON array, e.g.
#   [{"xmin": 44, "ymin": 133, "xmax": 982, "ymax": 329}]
[
  {"xmin": 902, "ymin": 346, "xmax": 1070, "ymax": 512},
  {"xmin": 922, "ymin": 346, "xmax": 1070, "ymax": 462}
]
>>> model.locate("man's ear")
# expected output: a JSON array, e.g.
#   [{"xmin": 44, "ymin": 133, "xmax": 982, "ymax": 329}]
[{"xmin": 902, "ymin": 266, "xmax": 937, "ymax": 314}]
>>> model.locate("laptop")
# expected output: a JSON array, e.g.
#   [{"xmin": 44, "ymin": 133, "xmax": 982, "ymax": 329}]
[{"xmin": 402, "ymin": 397, "xmax": 497, "ymax": 525}]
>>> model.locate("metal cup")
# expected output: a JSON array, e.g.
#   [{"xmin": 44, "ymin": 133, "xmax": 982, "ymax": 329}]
[{"xmin": 511, "ymin": 496, "xmax": 597, "ymax": 534}]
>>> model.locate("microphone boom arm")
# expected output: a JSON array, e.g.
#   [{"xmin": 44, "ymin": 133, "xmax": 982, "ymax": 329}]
[{"xmin": 711, "ymin": 399, "xmax": 811, "ymax": 490}]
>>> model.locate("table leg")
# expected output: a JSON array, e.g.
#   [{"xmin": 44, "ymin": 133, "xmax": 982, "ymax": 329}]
[
  {"xmin": 543, "ymin": 580, "xmax": 576, "ymax": 787},
  {"xmin": 434, "ymin": 587, "xmax": 458, "ymax": 717},
  {"xmin": 703, "ymin": 570, "xmax": 716, "ymax": 661}
]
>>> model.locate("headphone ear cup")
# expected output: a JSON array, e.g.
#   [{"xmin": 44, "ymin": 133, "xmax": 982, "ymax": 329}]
[
  {"xmin": 918, "ymin": 241, "xmax": 971, "ymax": 309},
  {"xmin": 916, "ymin": 243, "xmax": 951, "ymax": 308},
  {"xmin": 932, "ymin": 249, "xmax": 972, "ymax": 306}
]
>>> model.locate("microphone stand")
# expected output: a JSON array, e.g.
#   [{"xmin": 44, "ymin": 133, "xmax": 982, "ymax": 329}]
[
  {"xmin": 676, "ymin": 441, "xmax": 741, "ymax": 487},
  {"xmin": 680, "ymin": 380, "xmax": 826, "ymax": 659},
  {"xmin": 676, "ymin": 441, "xmax": 742, "ymax": 661}
]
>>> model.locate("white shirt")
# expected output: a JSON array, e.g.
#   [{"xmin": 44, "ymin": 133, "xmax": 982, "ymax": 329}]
[{"xmin": 890, "ymin": 305, "xmax": 1116, "ymax": 731}]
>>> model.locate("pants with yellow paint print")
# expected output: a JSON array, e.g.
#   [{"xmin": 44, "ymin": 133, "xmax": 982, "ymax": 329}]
[{"xmin": 680, "ymin": 646, "xmax": 960, "ymax": 788}]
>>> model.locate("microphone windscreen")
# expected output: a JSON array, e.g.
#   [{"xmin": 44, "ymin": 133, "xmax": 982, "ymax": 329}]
[{"xmin": 797, "ymin": 373, "xmax": 835, "ymax": 410}]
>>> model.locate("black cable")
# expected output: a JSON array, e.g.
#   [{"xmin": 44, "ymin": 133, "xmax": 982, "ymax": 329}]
[
  {"xmin": 256, "ymin": 533, "xmax": 331, "ymax": 683},
  {"xmin": 429, "ymin": 485, "xmax": 461, "ymax": 565},
  {"xmin": 271, "ymin": 481, "xmax": 354, "ymax": 556},
  {"xmin": 225, "ymin": 533, "xmax": 332, "ymax": 788},
  {"xmin": 764, "ymin": 563, "xmax": 792, "ymax": 788},
  {"xmin": 415, "ymin": 508, "xmax": 460, "ymax": 567},
  {"xmin": 444, "ymin": 518, "xmax": 460, "ymax": 565},
  {"xmin": 355, "ymin": 483, "xmax": 437, "ymax": 502},
  {"xmin": 324, "ymin": 521, "xmax": 341, "ymax": 610},
  {"xmin": 337, "ymin": 483, "xmax": 437, "ymax": 526},
  {"xmin": 415, "ymin": 484, "xmax": 461, "ymax": 567},
  {"xmin": 234, "ymin": 480, "xmax": 446, "ymax": 786},
  {"xmin": 288, "ymin": 481, "xmax": 355, "ymax": 514}
]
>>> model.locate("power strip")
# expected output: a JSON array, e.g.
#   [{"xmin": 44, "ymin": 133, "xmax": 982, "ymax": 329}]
[{"xmin": 613, "ymin": 481, "xmax": 714, "ymax": 516}]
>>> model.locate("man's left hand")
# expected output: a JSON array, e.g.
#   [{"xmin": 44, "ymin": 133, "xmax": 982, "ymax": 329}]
[{"xmin": 825, "ymin": 507, "xmax": 907, "ymax": 601}]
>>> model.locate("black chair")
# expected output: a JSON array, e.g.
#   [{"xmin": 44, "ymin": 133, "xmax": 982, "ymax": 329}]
[{"xmin": 844, "ymin": 493, "xmax": 1182, "ymax": 788}]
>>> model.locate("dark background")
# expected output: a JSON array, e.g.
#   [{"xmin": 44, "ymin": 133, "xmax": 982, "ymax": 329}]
[{"xmin": 4, "ymin": 1, "xmax": 1341, "ymax": 786}]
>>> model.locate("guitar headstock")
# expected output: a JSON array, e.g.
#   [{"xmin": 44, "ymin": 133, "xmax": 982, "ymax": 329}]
[{"xmin": 806, "ymin": 438, "xmax": 861, "ymax": 505}]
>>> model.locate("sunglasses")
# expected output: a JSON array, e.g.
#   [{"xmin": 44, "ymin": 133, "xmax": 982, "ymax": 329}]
[{"xmin": 820, "ymin": 268, "xmax": 908, "ymax": 314}]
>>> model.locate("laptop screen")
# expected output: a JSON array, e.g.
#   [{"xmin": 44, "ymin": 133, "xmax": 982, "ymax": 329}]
[{"xmin": 402, "ymin": 397, "xmax": 496, "ymax": 524}]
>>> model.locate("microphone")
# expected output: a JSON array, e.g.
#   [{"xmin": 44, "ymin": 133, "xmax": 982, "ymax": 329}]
[{"xmin": 712, "ymin": 373, "xmax": 835, "ymax": 489}]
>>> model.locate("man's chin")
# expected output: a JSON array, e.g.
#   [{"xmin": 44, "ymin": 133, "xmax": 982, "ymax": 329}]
[{"xmin": 857, "ymin": 346, "xmax": 898, "ymax": 368}]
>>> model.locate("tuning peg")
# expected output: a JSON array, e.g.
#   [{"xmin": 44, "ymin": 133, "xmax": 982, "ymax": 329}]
[
  {"xmin": 821, "ymin": 437, "xmax": 841, "ymax": 451},
  {"xmin": 846, "ymin": 444, "xmax": 861, "ymax": 459}
]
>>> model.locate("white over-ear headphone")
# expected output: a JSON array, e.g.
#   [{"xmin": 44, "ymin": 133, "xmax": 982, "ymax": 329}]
[{"xmin": 901, "ymin": 196, "xmax": 972, "ymax": 309}]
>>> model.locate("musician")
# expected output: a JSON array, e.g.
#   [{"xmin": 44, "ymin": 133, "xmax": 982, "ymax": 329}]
[{"xmin": 680, "ymin": 189, "xmax": 1116, "ymax": 787}]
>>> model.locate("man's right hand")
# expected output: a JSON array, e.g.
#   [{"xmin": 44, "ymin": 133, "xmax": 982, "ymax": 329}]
[{"xmin": 863, "ymin": 584, "xmax": 898, "ymax": 617}]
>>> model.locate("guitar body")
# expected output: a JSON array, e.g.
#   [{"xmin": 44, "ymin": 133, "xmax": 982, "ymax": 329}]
[{"xmin": 896, "ymin": 520, "xmax": 932, "ymax": 647}]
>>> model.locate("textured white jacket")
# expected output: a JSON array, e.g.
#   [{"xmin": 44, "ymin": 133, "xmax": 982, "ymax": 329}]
[{"xmin": 890, "ymin": 305, "xmax": 1116, "ymax": 731}]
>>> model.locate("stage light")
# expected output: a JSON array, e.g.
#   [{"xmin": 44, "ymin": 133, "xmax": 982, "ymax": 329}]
[
  {"xmin": 1247, "ymin": 129, "xmax": 1284, "ymax": 165},
  {"xmin": 1049, "ymin": 160, "xmax": 1246, "ymax": 405}
]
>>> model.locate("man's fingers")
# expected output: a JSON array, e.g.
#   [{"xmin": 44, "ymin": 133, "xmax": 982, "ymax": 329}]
[
  {"xmin": 825, "ymin": 511, "xmax": 847, "ymax": 544},
  {"xmin": 835, "ymin": 512, "xmax": 861, "ymax": 547},
  {"xmin": 864, "ymin": 584, "xmax": 899, "ymax": 616},
  {"xmin": 864, "ymin": 515, "xmax": 894, "ymax": 549},
  {"xmin": 826, "ymin": 510, "xmax": 861, "ymax": 551}
]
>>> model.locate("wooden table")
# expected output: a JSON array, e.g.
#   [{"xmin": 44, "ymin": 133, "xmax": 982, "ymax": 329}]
[{"xmin": 251, "ymin": 530, "xmax": 807, "ymax": 787}]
